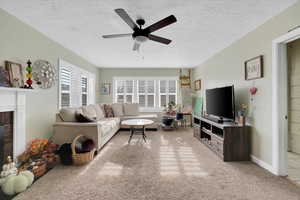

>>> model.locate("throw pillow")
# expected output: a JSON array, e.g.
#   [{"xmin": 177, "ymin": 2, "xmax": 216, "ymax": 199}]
[
  {"xmin": 103, "ymin": 104, "xmax": 114, "ymax": 118},
  {"xmin": 82, "ymin": 105, "xmax": 97, "ymax": 121},
  {"xmin": 75, "ymin": 111, "xmax": 96, "ymax": 122},
  {"xmin": 123, "ymin": 103, "xmax": 139, "ymax": 116},
  {"xmin": 94, "ymin": 104, "xmax": 105, "ymax": 120},
  {"xmin": 112, "ymin": 103, "xmax": 124, "ymax": 117},
  {"xmin": 59, "ymin": 108, "xmax": 78, "ymax": 122}
]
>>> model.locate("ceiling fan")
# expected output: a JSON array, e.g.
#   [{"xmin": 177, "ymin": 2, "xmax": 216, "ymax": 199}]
[{"xmin": 102, "ymin": 8, "xmax": 177, "ymax": 51}]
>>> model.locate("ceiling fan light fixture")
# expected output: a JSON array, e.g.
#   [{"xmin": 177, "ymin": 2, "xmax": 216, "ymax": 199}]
[
  {"xmin": 135, "ymin": 35, "xmax": 148, "ymax": 44},
  {"xmin": 102, "ymin": 9, "xmax": 177, "ymax": 51}
]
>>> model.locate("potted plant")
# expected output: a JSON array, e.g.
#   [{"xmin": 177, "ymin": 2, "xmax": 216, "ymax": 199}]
[{"xmin": 162, "ymin": 101, "xmax": 177, "ymax": 126}]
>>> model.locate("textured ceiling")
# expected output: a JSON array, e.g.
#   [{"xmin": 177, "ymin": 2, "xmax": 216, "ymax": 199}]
[{"xmin": 0, "ymin": 0, "xmax": 297, "ymax": 68}]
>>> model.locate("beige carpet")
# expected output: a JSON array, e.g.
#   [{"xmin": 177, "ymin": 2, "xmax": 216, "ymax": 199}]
[{"xmin": 15, "ymin": 128, "xmax": 300, "ymax": 200}]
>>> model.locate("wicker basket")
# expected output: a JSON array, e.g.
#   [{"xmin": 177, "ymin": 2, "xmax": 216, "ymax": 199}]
[
  {"xmin": 33, "ymin": 162, "xmax": 47, "ymax": 178},
  {"xmin": 71, "ymin": 135, "xmax": 96, "ymax": 165}
]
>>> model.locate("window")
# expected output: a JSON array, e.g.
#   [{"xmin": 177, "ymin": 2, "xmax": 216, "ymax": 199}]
[
  {"xmin": 115, "ymin": 80, "xmax": 134, "ymax": 103},
  {"xmin": 60, "ymin": 67, "xmax": 71, "ymax": 108},
  {"xmin": 113, "ymin": 77, "xmax": 177, "ymax": 111},
  {"xmin": 138, "ymin": 80, "xmax": 155, "ymax": 107},
  {"xmin": 59, "ymin": 59, "xmax": 95, "ymax": 108},
  {"xmin": 159, "ymin": 80, "xmax": 177, "ymax": 107},
  {"xmin": 81, "ymin": 76, "xmax": 88, "ymax": 106}
]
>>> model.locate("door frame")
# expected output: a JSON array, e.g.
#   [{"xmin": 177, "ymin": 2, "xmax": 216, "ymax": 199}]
[{"xmin": 272, "ymin": 27, "xmax": 300, "ymax": 176}]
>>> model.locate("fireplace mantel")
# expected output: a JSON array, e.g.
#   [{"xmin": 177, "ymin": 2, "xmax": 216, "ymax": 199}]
[
  {"xmin": 0, "ymin": 87, "xmax": 34, "ymax": 159},
  {"xmin": 0, "ymin": 87, "xmax": 35, "ymax": 92}
]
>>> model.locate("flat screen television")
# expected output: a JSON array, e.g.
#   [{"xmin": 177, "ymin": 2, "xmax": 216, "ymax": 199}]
[{"xmin": 205, "ymin": 85, "xmax": 235, "ymax": 121}]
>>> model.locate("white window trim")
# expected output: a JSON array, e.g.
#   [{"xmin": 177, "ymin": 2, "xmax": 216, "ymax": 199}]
[{"xmin": 112, "ymin": 76, "xmax": 178, "ymax": 112}]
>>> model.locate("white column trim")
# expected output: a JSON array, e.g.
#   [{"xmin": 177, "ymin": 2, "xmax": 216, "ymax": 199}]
[
  {"xmin": 0, "ymin": 89, "xmax": 33, "ymax": 159},
  {"xmin": 272, "ymin": 27, "xmax": 300, "ymax": 176}
]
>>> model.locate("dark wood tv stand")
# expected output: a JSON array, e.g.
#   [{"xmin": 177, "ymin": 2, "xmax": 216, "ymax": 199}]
[{"xmin": 193, "ymin": 115, "xmax": 251, "ymax": 161}]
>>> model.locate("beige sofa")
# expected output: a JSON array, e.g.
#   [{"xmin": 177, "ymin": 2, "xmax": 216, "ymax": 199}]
[{"xmin": 52, "ymin": 103, "xmax": 159, "ymax": 150}]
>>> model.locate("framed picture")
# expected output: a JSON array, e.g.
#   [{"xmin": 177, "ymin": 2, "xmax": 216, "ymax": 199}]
[
  {"xmin": 101, "ymin": 83, "xmax": 111, "ymax": 95},
  {"xmin": 0, "ymin": 66, "xmax": 11, "ymax": 87},
  {"xmin": 245, "ymin": 55, "xmax": 263, "ymax": 80},
  {"xmin": 5, "ymin": 61, "xmax": 24, "ymax": 88},
  {"xmin": 179, "ymin": 69, "xmax": 191, "ymax": 87},
  {"xmin": 194, "ymin": 79, "xmax": 201, "ymax": 91}
]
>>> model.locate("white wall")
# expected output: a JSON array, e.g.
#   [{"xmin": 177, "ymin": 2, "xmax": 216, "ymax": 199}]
[
  {"xmin": 192, "ymin": 2, "xmax": 300, "ymax": 165},
  {"xmin": 0, "ymin": 8, "xmax": 100, "ymax": 142}
]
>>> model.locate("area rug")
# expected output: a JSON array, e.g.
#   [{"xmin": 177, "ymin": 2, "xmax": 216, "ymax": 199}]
[{"xmin": 15, "ymin": 128, "xmax": 300, "ymax": 200}]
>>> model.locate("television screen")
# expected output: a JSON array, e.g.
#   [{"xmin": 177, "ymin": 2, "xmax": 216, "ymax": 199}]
[{"xmin": 206, "ymin": 86, "xmax": 235, "ymax": 120}]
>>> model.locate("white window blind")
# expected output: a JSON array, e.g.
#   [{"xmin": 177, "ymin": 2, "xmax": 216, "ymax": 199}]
[
  {"xmin": 137, "ymin": 80, "xmax": 155, "ymax": 108},
  {"xmin": 115, "ymin": 80, "xmax": 134, "ymax": 103},
  {"xmin": 59, "ymin": 59, "xmax": 96, "ymax": 108},
  {"xmin": 159, "ymin": 80, "xmax": 177, "ymax": 107},
  {"xmin": 81, "ymin": 76, "xmax": 88, "ymax": 106},
  {"xmin": 113, "ymin": 77, "xmax": 177, "ymax": 111},
  {"xmin": 60, "ymin": 67, "xmax": 71, "ymax": 108}
]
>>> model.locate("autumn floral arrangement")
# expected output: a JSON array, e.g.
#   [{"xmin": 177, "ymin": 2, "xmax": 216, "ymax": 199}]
[{"xmin": 17, "ymin": 138, "xmax": 58, "ymax": 179}]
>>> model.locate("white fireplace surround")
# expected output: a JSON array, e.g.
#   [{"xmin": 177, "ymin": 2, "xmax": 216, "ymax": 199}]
[{"xmin": 0, "ymin": 87, "xmax": 33, "ymax": 160}]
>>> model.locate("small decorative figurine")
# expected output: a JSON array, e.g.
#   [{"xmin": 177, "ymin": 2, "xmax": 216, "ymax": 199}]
[
  {"xmin": 24, "ymin": 60, "xmax": 33, "ymax": 89},
  {"xmin": 0, "ymin": 156, "xmax": 18, "ymax": 178}
]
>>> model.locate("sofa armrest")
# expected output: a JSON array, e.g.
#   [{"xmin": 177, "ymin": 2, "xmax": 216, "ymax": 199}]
[
  {"xmin": 53, "ymin": 122, "xmax": 99, "ymax": 127},
  {"xmin": 52, "ymin": 122, "xmax": 100, "ymax": 148}
]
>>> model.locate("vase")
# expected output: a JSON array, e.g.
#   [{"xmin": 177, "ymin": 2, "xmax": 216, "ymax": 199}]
[{"xmin": 162, "ymin": 117, "xmax": 174, "ymax": 126}]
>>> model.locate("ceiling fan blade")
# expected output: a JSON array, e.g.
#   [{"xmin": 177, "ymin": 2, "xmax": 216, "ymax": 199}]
[
  {"xmin": 115, "ymin": 8, "xmax": 138, "ymax": 30},
  {"xmin": 148, "ymin": 34, "xmax": 172, "ymax": 45},
  {"xmin": 102, "ymin": 33, "xmax": 132, "ymax": 38},
  {"xmin": 144, "ymin": 15, "xmax": 177, "ymax": 33},
  {"xmin": 133, "ymin": 42, "xmax": 140, "ymax": 51}
]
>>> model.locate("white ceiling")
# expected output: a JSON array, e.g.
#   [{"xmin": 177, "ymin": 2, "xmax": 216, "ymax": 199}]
[{"xmin": 0, "ymin": 0, "xmax": 297, "ymax": 68}]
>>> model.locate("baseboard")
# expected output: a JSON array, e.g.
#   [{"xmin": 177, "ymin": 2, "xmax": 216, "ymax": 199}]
[{"xmin": 251, "ymin": 155, "xmax": 278, "ymax": 175}]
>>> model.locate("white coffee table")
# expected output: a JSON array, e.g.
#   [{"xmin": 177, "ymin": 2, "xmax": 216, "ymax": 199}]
[{"xmin": 121, "ymin": 119, "xmax": 154, "ymax": 143}]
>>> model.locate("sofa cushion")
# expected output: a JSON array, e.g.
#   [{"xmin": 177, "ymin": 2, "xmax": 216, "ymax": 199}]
[
  {"xmin": 93, "ymin": 104, "xmax": 105, "ymax": 120},
  {"xmin": 103, "ymin": 104, "xmax": 114, "ymax": 117},
  {"xmin": 112, "ymin": 103, "xmax": 124, "ymax": 117},
  {"xmin": 123, "ymin": 103, "xmax": 139, "ymax": 116},
  {"xmin": 82, "ymin": 105, "xmax": 97, "ymax": 121},
  {"xmin": 59, "ymin": 107, "xmax": 81, "ymax": 122}
]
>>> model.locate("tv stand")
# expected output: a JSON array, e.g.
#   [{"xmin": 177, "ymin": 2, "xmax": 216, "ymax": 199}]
[
  {"xmin": 193, "ymin": 115, "xmax": 251, "ymax": 161},
  {"xmin": 203, "ymin": 115, "xmax": 224, "ymax": 123}
]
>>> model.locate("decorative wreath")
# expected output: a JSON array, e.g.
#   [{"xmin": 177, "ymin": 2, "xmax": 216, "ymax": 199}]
[{"xmin": 32, "ymin": 60, "xmax": 57, "ymax": 89}]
